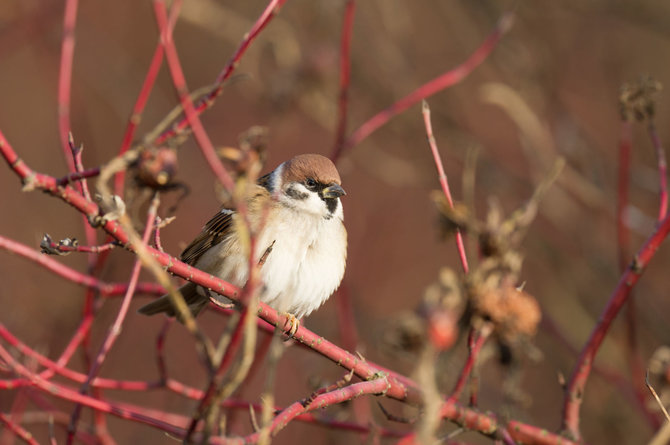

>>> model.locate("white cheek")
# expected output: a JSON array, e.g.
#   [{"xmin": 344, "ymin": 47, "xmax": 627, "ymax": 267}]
[{"xmin": 281, "ymin": 184, "xmax": 327, "ymax": 216}]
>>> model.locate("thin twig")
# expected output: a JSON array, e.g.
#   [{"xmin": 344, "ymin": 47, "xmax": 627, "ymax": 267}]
[
  {"xmin": 646, "ymin": 370, "xmax": 670, "ymax": 422},
  {"xmin": 67, "ymin": 194, "xmax": 160, "ymax": 443},
  {"xmin": 331, "ymin": 12, "xmax": 514, "ymax": 162},
  {"xmin": 422, "ymin": 100, "xmax": 469, "ymax": 274}
]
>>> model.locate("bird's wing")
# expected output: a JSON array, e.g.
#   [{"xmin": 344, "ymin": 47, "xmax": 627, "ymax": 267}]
[
  {"xmin": 180, "ymin": 209, "xmax": 234, "ymax": 265},
  {"xmin": 180, "ymin": 173, "xmax": 274, "ymax": 266}
]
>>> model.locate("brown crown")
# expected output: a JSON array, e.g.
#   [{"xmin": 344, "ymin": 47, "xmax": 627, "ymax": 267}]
[{"xmin": 281, "ymin": 154, "xmax": 341, "ymax": 185}]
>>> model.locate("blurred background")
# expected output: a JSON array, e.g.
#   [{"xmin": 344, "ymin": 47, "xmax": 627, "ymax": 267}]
[{"xmin": 1, "ymin": 1, "xmax": 670, "ymax": 443}]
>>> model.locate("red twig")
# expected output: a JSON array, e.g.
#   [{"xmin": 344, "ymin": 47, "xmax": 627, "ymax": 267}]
[
  {"xmin": 331, "ymin": 0, "xmax": 356, "ymax": 157},
  {"xmin": 399, "ymin": 397, "xmax": 579, "ymax": 445},
  {"xmin": 649, "ymin": 121, "xmax": 668, "ymax": 220},
  {"xmin": 185, "ymin": 306, "xmax": 252, "ymax": 439},
  {"xmin": 67, "ymin": 196, "xmax": 159, "ymax": 443},
  {"xmin": 617, "ymin": 120, "xmax": 632, "ymax": 270},
  {"xmin": 562, "ymin": 211, "xmax": 670, "ymax": 439},
  {"xmin": 330, "ymin": 12, "xmax": 514, "ymax": 162},
  {"xmin": 447, "ymin": 324, "xmax": 492, "ymax": 402},
  {"xmin": 243, "ymin": 378, "xmax": 390, "ymax": 443},
  {"xmin": 0, "ymin": 413, "xmax": 39, "ymax": 445},
  {"xmin": 41, "ymin": 237, "xmax": 117, "ymax": 255},
  {"xmin": 0, "ymin": 235, "xmax": 164, "ymax": 297},
  {"xmin": 66, "ymin": 133, "xmax": 92, "ymax": 202},
  {"xmin": 617, "ymin": 119, "xmax": 659, "ymax": 429},
  {"xmin": 0, "ymin": 344, "xmax": 227, "ymax": 444},
  {"xmin": 152, "ymin": 0, "xmax": 235, "ymax": 192},
  {"xmin": 114, "ymin": 18, "xmax": 169, "ymax": 195},
  {"xmin": 422, "ymin": 100, "xmax": 469, "ymax": 273},
  {"xmin": 56, "ymin": 167, "xmax": 100, "ymax": 188},
  {"xmin": 334, "ymin": 284, "xmax": 359, "ymax": 352},
  {"xmin": 57, "ymin": 0, "xmax": 78, "ymax": 174},
  {"xmin": 2, "ymin": 386, "xmax": 30, "ymax": 444},
  {"xmin": 154, "ymin": 0, "xmax": 288, "ymax": 146}
]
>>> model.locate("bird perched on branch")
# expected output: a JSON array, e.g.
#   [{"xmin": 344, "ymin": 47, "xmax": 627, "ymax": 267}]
[{"xmin": 138, "ymin": 154, "xmax": 347, "ymax": 334}]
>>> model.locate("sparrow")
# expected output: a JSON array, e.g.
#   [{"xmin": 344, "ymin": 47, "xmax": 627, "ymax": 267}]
[{"xmin": 138, "ymin": 154, "xmax": 347, "ymax": 333}]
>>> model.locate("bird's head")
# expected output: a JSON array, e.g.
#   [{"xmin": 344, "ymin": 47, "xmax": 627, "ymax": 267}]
[{"xmin": 271, "ymin": 154, "xmax": 346, "ymax": 219}]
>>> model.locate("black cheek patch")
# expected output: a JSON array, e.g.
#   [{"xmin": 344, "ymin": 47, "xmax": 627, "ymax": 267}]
[
  {"xmin": 286, "ymin": 185, "xmax": 308, "ymax": 200},
  {"xmin": 324, "ymin": 197, "xmax": 338, "ymax": 215}
]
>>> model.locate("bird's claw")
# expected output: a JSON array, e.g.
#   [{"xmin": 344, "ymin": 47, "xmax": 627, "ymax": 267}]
[{"xmin": 281, "ymin": 313, "xmax": 300, "ymax": 340}]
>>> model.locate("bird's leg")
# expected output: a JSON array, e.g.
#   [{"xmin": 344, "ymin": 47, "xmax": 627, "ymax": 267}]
[{"xmin": 280, "ymin": 312, "xmax": 300, "ymax": 340}]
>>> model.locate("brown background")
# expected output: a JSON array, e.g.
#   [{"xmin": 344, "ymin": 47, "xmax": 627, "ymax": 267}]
[{"xmin": 1, "ymin": 1, "xmax": 670, "ymax": 444}]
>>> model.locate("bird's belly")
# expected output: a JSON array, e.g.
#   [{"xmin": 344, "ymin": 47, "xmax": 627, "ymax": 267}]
[
  {"xmin": 196, "ymin": 216, "xmax": 345, "ymax": 318},
  {"xmin": 258, "ymin": 216, "xmax": 345, "ymax": 318}
]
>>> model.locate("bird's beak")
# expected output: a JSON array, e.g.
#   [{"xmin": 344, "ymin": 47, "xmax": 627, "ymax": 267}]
[{"xmin": 321, "ymin": 183, "xmax": 346, "ymax": 199}]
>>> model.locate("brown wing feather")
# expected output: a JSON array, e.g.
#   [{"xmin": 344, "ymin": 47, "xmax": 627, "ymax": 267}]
[
  {"xmin": 180, "ymin": 210, "xmax": 234, "ymax": 265},
  {"xmin": 180, "ymin": 175, "xmax": 273, "ymax": 267}
]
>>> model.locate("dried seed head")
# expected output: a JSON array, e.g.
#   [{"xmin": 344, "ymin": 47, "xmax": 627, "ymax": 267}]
[
  {"xmin": 470, "ymin": 283, "xmax": 541, "ymax": 343},
  {"xmin": 619, "ymin": 76, "xmax": 662, "ymax": 122},
  {"xmin": 136, "ymin": 147, "xmax": 178, "ymax": 188}
]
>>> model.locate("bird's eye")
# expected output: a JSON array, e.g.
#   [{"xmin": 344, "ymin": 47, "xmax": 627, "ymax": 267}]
[{"xmin": 305, "ymin": 178, "xmax": 317, "ymax": 188}]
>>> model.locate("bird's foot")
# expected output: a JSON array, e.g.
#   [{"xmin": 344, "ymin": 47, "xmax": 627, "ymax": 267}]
[{"xmin": 280, "ymin": 312, "xmax": 300, "ymax": 340}]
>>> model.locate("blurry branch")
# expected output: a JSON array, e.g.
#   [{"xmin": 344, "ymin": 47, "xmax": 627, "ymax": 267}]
[
  {"xmin": 153, "ymin": 0, "xmax": 235, "ymax": 192},
  {"xmin": 562, "ymin": 203, "xmax": 670, "ymax": 439},
  {"xmin": 153, "ymin": 0, "xmax": 289, "ymax": 147},
  {"xmin": 331, "ymin": 11, "xmax": 514, "ymax": 162},
  {"xmin": 66, "ymin": 194, "xmax": 161, "ymax": 443},
  {"xmin": 0, "ymin": 235, "xmax": 163, "ymax": 298},
  {"xmin": 646, "ymin": 370, "xmax": 670, "ymax": 422},
  {"xmin": 480, "ymin": 82, "xmax": 606, "ymax": 210},
  {"xmin": 332, "ymin": 0, "xmax": 357, "ymax": 156},
  {"xmin": 0, "ymin": 413, "xmax": 38, "ymax": 445},
  {"xmin": 447, "ymin": 323, "xmax": 493, "ymax": 403},
  {"xmin": 619, "ymin": 77, "xmax": 668, "ymax": 221},
  {"xmin": 617, "ymin": 77, "xmax": 662, "ymax": 430},
  {"xmin": 423, "ymin": 100, "xmax": 469, "ymax": 274},
  {"xmin": 57, "ymin": 0, "xmax": 78, "ymax": 175},
  {"xmin": 243, "ymin": 377, "xmax": 391, "ymax": 443}
]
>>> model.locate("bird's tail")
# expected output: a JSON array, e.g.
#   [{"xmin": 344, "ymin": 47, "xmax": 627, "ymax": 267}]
[{"xmin": 137, "ymin": 282, "xmax": 208, "ymax": 318}]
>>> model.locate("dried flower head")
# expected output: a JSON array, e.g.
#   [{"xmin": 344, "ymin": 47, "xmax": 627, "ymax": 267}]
[
  {"xmin": 469, "ymin": 281, "xmax": 541, "ymax": 343},
  {"xmin": 135, "ymin": 147, "xmax": 178, "ymax": 189},
  {"xmin": 619, "ymin": 76, "xmax": 662, "ymax": 122}
]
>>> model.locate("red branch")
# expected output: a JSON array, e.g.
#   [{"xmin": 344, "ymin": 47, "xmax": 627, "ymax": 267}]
[
  {"xmin": 422, "ymin": 100, "xmax": 469, "ymax": 274},
  {"xmin": 447, "ymin": 324, "xmax": 491, "ymax": 402},
  {"xmin": 243, "ymin": 378, "xmax": 390, "ymax": 443},
  {"xmin": 0, "ymin": 413, "xmax": 39, "ymax": 445},
  {"xmin": 66, "ymin": 198, "xmax": 158, "ymax": 442},
  {"xmin": 331, "ymin": 0, "xmax": 356, "ymax": 157},
  {"xmin": 0, "ymin": 235, "xmax": 164, "ymax": 298},
  {"xmin": 152, "ymin": 0, "xmax": 235, "ymax": 192},
  {"xmin": 154, "ymin": 0, "xmax": 288, "ymax": 146},
  {"xmin": 649, "ymin": 121, "xmax": 668, "ymax": 220},
  {"xmin": 330, "ymin": 12, "xmax": 514, "ymax": 162},
  {"xmin": 57, "ymin": 0, "xmax": 79, "ymax": 174},
  {"xmin": 562, "ymin": 210, "xmax": 670, "ymax": 439}
]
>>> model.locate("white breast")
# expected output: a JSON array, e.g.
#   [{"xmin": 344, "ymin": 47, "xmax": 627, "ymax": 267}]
[{"xmin": 195, "ymin": 205, "xmax": 347, "ymax": 318}]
